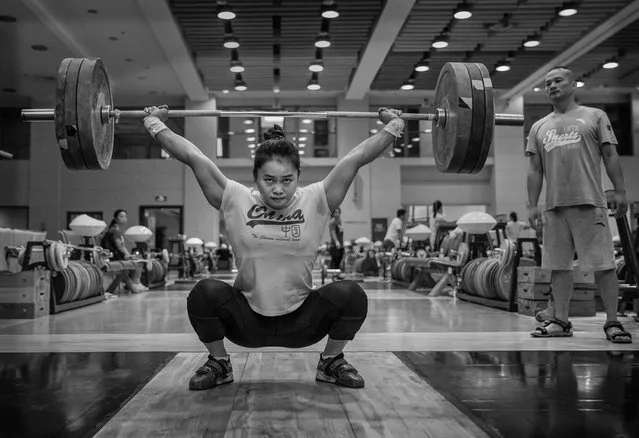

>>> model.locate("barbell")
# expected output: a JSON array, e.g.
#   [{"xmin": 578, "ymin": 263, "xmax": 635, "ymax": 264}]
[{"xmin": 19, "ymin": 58, "xmax": 524, "ymax": 173}]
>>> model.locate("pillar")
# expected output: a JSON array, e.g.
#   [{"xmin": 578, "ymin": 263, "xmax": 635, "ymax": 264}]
[{"xmin": 183, "ymin": 98, "xmax": 219, "ymax": 243}]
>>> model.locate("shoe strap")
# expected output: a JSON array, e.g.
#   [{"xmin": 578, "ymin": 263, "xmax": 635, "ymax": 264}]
[
  {"xmin": 196, "ymin": 358, "xmax": 224, "ymax": 376},
  {"xmin": 326, "ymin": 354, "xmax": 358, "ymax": 377}
]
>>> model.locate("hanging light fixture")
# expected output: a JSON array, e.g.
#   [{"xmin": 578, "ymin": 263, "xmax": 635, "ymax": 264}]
[
  {"xmin": 229, "ymin": 49, "xmax": 244, "ymax": 73},
  {"xmin": 321, "ymin": 1, "xmax": 339, "ymax": 19},
  {"xmin": 414, "ymin": 52, "xmax": 430, "ymax": 72},
  {"xmin": 523, "ymin": 35, "xmax": 540, "ymax": 48},
  {"xmin": 234, "ymin": 74, "xmax": 247, "ymax": 91},
  {"xmin": 558, "ymin": 2, "xmax": 578, "ymax": 17},
  {"xmin": 400, "ymin": 78, "xmax": 415, "ymax": 90},
  {"xmin": 496, "ymin": 60, "xmax": 511, "ymax": 72},
  {"xmin": 432, "ymin": 35, "xmax": 449, "ymax": 49},
  {"xmin": 307, "ymin": 72, "xmax": 321, "ymax": 90},
  {"xmin": 216, "ymin": 1, "xmax": 236, "ymax": 20},
  {"xmin": 453, "ymin": 2, "xmax": 472, "ymax": 20},
  {"xmin": 315, "ymin": 19, "xmax": 331, "ymax": 48}
]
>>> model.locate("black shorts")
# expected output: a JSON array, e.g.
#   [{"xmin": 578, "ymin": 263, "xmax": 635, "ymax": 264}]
[{"xmin": 187, "ymin": 279, "xmax": 368, "ymax": 349}]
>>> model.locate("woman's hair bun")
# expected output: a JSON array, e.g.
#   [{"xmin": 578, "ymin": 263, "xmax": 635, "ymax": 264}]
[{"xmin": 264, "ymin": 124, "xmax": 286, "ymax": 140}]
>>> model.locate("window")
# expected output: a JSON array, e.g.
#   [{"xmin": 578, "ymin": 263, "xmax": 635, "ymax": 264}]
[
  {"xmin": 112, "ymin": 107, "xmax": 185, "ymax": 159},
  {"xmin": 0, "ymin": 108, "xmax": 30, "ymax": 159},
  {"xmin": 217, "ymin": 106, "xmax": 337, "ymax": 158}
]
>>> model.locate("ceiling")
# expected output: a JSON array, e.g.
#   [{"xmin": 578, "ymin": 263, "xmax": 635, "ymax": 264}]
[{"xmin": 0, "ymin": 0, "xmax": 638, "ymax": 107}]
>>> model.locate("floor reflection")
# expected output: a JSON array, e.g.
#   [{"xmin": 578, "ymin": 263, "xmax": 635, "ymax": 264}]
[
  {"xmin": 396, "ymin": 351, "xmax": 639, "ymax": 438},
  {"xmin": 0, "ymin": 352, "xmax": 174, "ymax": 438}
]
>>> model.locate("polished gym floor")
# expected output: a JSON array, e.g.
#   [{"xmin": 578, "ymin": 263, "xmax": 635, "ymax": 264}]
[{"xmin": 1, "ymin": 272, "xmax": 638, "ymax": 437}]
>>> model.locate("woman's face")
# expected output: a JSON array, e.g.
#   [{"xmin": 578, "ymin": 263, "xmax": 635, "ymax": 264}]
[
  {"xmin": 333, "ymin": 208, "xmax": 341, "ymax": 219},
  {"xmin": 255, "ymin": 158, "xmax": 299, "ymax": 210},
  {"xmin": 116, "ymin": 211, "xmax": 128, "ymax": 224}
]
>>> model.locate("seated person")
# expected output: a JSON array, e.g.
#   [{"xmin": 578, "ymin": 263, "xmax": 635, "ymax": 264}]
[{"xmin": 101, "ymin": 209, "xmax": 148, "ymax": 294}]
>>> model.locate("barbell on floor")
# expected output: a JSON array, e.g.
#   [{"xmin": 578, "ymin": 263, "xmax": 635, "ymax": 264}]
[{"xmin": 19, "ymin": 58, "xmax": 525, "ymax": 173}]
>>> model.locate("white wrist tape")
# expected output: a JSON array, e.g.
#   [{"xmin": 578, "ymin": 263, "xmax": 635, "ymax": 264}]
[
  {"xmin": 382, "ymin": 118, "xmax": 405, "ymax": 138},
  {"xmin": 144, "ymin": 116, "xmax": 169, "ymax": 138}
]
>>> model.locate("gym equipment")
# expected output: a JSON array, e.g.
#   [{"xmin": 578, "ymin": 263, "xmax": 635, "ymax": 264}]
[{"xmin": 20, "ymin": 58, "xmax": 525, "ymax": 173}]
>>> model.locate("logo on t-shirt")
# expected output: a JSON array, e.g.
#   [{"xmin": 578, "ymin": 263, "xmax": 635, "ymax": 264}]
[
  {"xmin": 542, "ymin": 125, "xmax": 582, "ymax": 152},
  {"xmin": 246, "ymin": 204, "xmax": 306, "ymax": 228}
]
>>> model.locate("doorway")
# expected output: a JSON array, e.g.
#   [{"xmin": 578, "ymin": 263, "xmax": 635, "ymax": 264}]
[{"xmin": 139, "ymin": 206, "xmax": 183, "ymax": 250}]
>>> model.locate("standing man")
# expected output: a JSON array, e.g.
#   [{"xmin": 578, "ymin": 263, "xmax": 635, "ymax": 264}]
[
  {"xmin": 383, "ymin": 208, "xmax": 406, "ymax": 251},
  {"xmin": 527, "ymin": 66, "xmax": 631, "ymax": 343}
]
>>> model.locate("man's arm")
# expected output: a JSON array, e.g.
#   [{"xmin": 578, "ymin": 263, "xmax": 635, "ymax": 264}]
[
  {"xmin": 527, "ymin": 152, "xmax": 543, "ymax": 208},
  {"xmin": 323, "ymin": 109, "xmax": 404, "ymax": 211},
  {"xmin": 601, "ymin": 143, "xmax": 628, "ymax": 217},
  {"xmin": 144, "ymin": 106, "xmax": 227, "ymax": 210}
]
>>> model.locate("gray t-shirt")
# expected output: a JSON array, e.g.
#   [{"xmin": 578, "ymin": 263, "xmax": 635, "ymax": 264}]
[{"xmin": 526, "ymin": 105, "xmax": 618, "ymax": 210}]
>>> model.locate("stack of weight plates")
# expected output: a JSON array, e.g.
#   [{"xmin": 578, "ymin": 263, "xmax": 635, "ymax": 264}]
[
  {"xmin": 45, "ymin": 241, "xmax": 69, "ymax": 272},
  {"xmin": 459, "ymin": 240, "xmax": 516, "ymax": 301},
  {"xmin": 52, "ymin": 260, "xmax": 104, "ymax": 304},
  {"xmin": 142, "ymin": 259, "xmax": 168, "ymax": 287}
]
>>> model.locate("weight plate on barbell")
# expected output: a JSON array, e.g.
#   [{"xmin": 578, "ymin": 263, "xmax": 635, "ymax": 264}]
[
  {"xmin": 77, "ymin": 58, "xmax": 114, "ymax": 170},
  {"xmin": 460, "ymin": 63, "xmax": 486, "ymax": 174},
  {"xmin": 432, "ymin": 63, "xmax": 473, "ymax": 173},
  {"xmin": 59, "ymin": 58, "xmax": 87, "ymax": 170},
  {"xmin": 472, "ymin": 63, "xmax": 495, "ymax": 174}
]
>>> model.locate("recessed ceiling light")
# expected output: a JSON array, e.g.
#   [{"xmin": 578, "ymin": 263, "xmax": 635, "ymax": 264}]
[
  {"xmin": 534, "ymin": 87, "xmax": 541, "ymax": 92},
  {"xmin": 299, "ymin": 150, "xmax": 305, "ymax": 155},
  {"xmin": 243, "ymin": 120, "xmax": 253, "ymax": 125},
  {"xmin": 245, "ymin": 129, "xmax": 255, "ymax": 134},
  {"xmin": 222, "ymin": 89, "xmax": 229, "ymax": 94},
  {"xmin": 576, "ymin": 81, "xmax": 584, "ymax": 88},
  {"xmin": 370, "ymin": 129, "xmax": 378, "ymax": 134},
  {"xmin": 603, "ymin": 61, "xmax": 619, "ymax": 69},
  {"xmin": 302, "ymin": 119, "xmax": 313, "ymax": 124},
  {"xmin": 247, "ymin": 137, "xmax": 255, "ymax": 141},
  {"xmin": 273, "ymin": 86, "xmax": 280, "ymax": 93},
  {"xmin": 298, "ymin": 143, "xmax": 306, "ymax": 148}
]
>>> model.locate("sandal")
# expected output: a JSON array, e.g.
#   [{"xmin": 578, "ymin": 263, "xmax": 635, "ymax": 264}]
[
  {"xmin": 530, "ymin": 317, "xmax": 573, "ymax": 338},
  {"xmin": 603, "ymin": 321, "xmax": 632, "ymax": 344}
]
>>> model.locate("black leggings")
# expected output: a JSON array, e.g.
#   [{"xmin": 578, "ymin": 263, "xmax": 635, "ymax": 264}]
[{"xmin": 187, "ymin": 279, "xmax": 368, "ymax": 349}]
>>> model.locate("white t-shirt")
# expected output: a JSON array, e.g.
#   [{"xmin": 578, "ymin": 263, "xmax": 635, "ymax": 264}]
[
  {"xmin": 220, "ymin": 180, "xmax": 331, "ymax": 316},
  {"xmin": 505, "ymin": 220, "xmax": 527, "ymax": 241},
  {"xmin": 384, "ymin": 217, "xmax": 403, "ymax": 246}
]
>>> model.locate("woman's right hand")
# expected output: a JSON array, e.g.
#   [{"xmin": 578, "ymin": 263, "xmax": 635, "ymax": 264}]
[{"xmin": 144, "ymin": 105, "xmax": 169, "ymax": 122}]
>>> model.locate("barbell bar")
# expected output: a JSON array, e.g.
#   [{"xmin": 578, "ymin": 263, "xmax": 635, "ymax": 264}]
[
  {"xmin": 21, "ymin": 108, "xmax": 524, "ymax": 125},
  {"xmin": 18, "ymin": 57, "xmax": 525, "ymax": 173}
]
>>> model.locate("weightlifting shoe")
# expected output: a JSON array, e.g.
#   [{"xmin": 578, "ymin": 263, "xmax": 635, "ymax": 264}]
[
  {"xmin": 316, "ymin": 353, "xmax": 365, "ymax": 388},
  {"xmin": 189, "ymin": 355, "xmax": 233, "ymax": 390}
]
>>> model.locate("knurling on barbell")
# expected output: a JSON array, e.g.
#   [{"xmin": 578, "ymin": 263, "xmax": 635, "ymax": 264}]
[{"xmin": 20, "ymin": 57, "xmax": 525, "ymax": 173}]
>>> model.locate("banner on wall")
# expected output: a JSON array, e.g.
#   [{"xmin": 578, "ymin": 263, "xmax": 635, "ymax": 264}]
[{"xmin": 371, "ymin": 218, "xmax": 388, "ymax": 243}]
